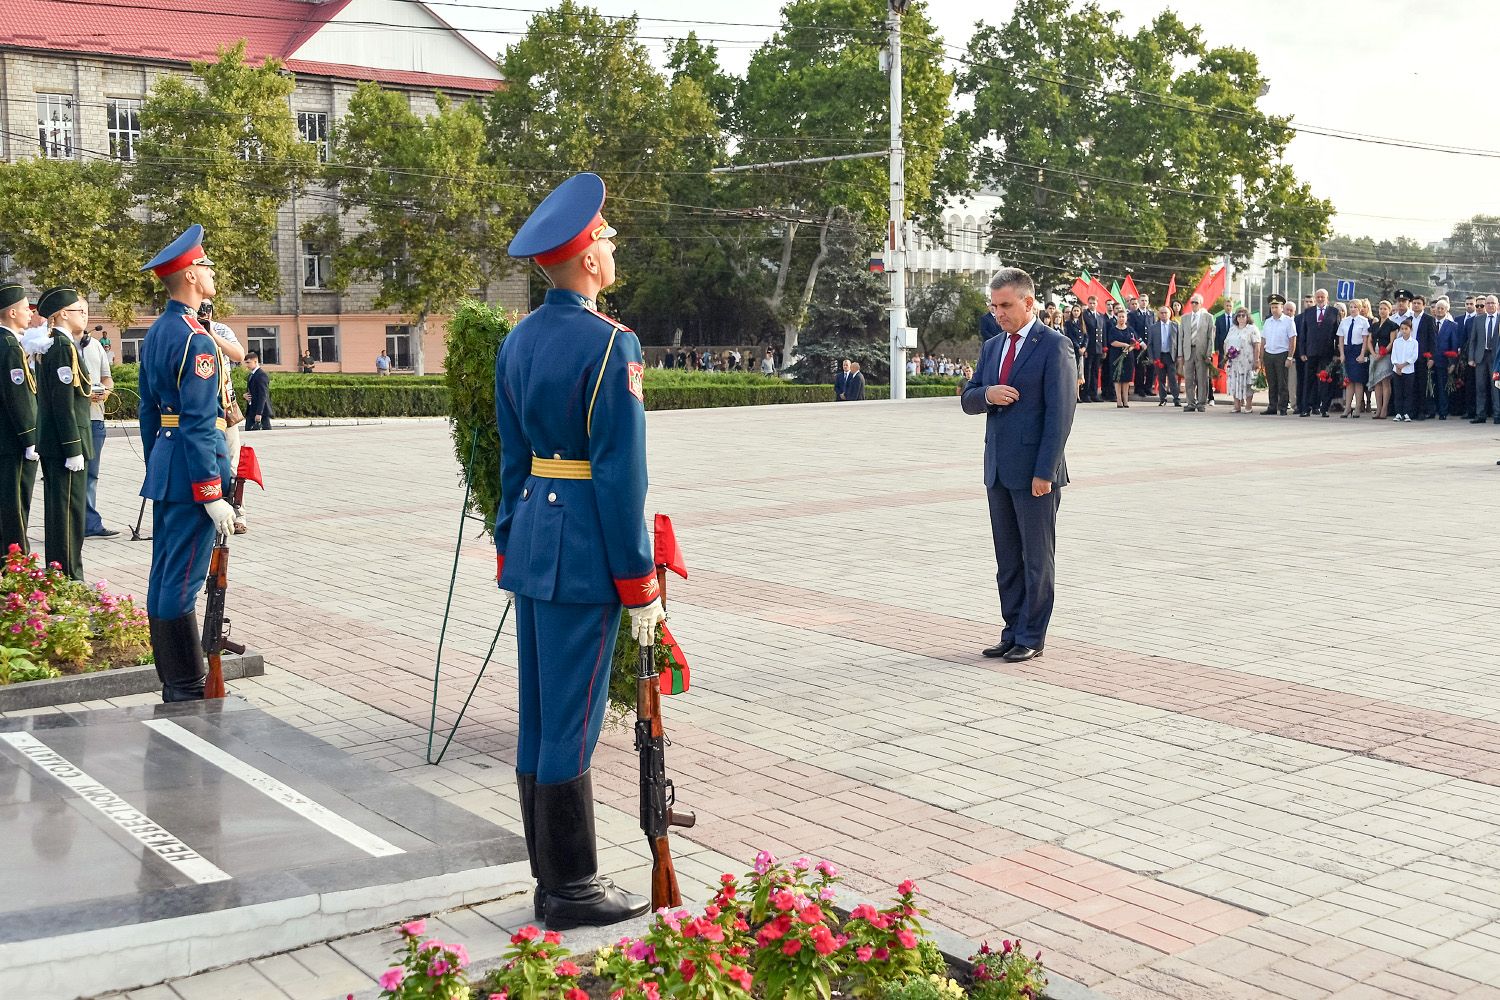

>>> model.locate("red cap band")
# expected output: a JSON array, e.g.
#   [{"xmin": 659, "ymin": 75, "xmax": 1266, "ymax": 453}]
[
  {"xmin": 534, "ymin": 214, "xmax": 606, "ymax": 267},
  {"xmin": 153, "ymin": 245, "xmax": 205, "ymax": 278}
]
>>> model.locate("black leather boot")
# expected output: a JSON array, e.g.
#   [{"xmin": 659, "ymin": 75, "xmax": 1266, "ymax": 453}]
[
  {"xmin": 148, "ymin": 613, "xmax": 206, "ymax": 702},
  {"xmin": 535, "ymin": 770, "xmax": 648, "ymax": 930},
  {"xmin": 516, "ymin": 772, "xmax": 545, "ymax": 920}
]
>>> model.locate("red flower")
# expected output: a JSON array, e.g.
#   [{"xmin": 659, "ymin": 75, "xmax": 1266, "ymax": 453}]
[
  {"xmin": 1379, "ymin": 346, "xmax": 1391, "ymax": 356},
  {"xmin": 543, "ymin": 931, "xmax": 563, "ymax": 945},
  {"xmin": 898, "ymin": 879, "xmax": 917, "ymax": 895},
  {"xmin": 1445, "ymin": 350, "xmax": 1460, "ymax": 358},
  {"xmin": 797, "ymin": 904, "xmax": 823, "ymax": 925},
  {"xmin": 679, "ymin": 959, "xmax": 696, "ymax": 982},
  {"xmin": 554, "ymin": 961, "xmax": 581, "ymax": 977},
  {"xmin": 728, "ymin": 966, "xmax": 752, "ymax": 990},
  {"xmin": 810, "ymin": 925, "xmax": 840, "ymax": 956},
  {"xmin": 1153, "ymin": 359, "xmax": 1165, "ymax": 369},
  {"xmin": 1423, "ymin": 351, "xmax": 1433, "ymax": 359},
  {"xmin": 781, "ymin": 939, "xmax": 802, "ymax": 956},
  {"xmin": 511, "ymin": 926, "xmax": 540, "ymax": 945}
]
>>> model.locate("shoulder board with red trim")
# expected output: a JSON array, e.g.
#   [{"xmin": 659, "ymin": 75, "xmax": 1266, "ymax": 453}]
[
  {"xmin": 583, "ymin": 304, "xmax": 633, "ymax": 333},
  {"xmin": 184, "ymin": 314, "xmax": 207, "ymax": 335}
]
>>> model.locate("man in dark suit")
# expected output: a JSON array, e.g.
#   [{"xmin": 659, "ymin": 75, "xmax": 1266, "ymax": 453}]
[
  {"xmin": 1409, "ymin": 295, "xmax": 1437, "ymax": 419},
  {"xmin": 1433, "ymin": 297, "xmax": 1463, "ymax": 420},
  {"xmin": 845, "ymin": 362, "xmax": 866, "ymax": 400},
  {"xmin": 1081, "ymin": 295, "xmax": 1105, "ymax": 401},
  {"xmin": 1128, "ymin": 295, "xmax": 1154, "ymax": 399},
  {"xmin": 244, "ymin": 351, "xmax": 272, "ymax": 430},
  {"xmin": 1469, "ymin": 295, "xmax": 1500, "ymax": 423},
  {"xmin": 980, "ymin": 306, "xmax": 1002, "ymax": 343},
  {"xmin": 1210, "ymin": 309, "xmax": 1231, "ymax": 406},
  {"xmin": 834, "ymin": 359, "xmax": 850, "ymax": 401},
  {"xmin": 1147, "ymin": 304, "xmax": 1181, "ymax": 406},
  {"xmin": 961, "ymin": 267, "xmax": 1076, "ymax": 664},
  {"xmin": 1298, "ymin": 289, "xmax": 1341, "ymax": 417}
]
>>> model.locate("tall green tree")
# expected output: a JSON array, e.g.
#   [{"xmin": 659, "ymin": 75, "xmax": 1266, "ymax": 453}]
[
  {"xmin": 906, "ymin": 273, "xmax": 989, "ymax": 356},
  {"xmin": 0, "ymin": 158, "xmax": 144, "ymax": 327},
  {"xmin": 1443, "ymin": 214, "xmax": 1500, "ymax": 296},
  {"xmin": 485, "ymin": 1, "xmax": 719, "ymax": 332},
  {"xmin": 305, "ymin": 83, "xmax": 513, "ymax": 375},
  {"xmin": 1311, "ymin": 234, "xmax": 1436, "ymax": 303},
  {"xmin": 728, "ymin": 0, "xmax": 953, "ymax": 366},
  {"xmin": 134, "ymin": 41, "xmax": 316, "ymax": 309},
  {"xmin": 952, "ymin": 0, "xmax": 1332, "ymax": 298}
]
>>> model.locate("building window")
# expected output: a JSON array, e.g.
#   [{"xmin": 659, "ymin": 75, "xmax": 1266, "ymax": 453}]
[
  {"xmin": 302, "ymin": 242, "xmax": 329, "ymax": 289},
  {"xmin": 385, "ymin": 325, "xmax": 414, "ymax": 370},
  {"xmin": 235, "ymin": 115, "xmax": 264, "ymax": 162},
  {"xmin": 37, "ymin": 94, "xmax": 74, "ymax": 158},
  {"xmin": 306, "ymin": 324, "xmax": 338, "ymax": 363},
  {"xmin": 297, "ymin": 111, "xmax": 329, "ymax": 163},
  {"xmin": 246, "ymin": 326, "xmax": 280, "ymax": 366},
  {"xmin": 106, "ymin": 98, "xmax": 142, "ymax": 161},
  {"xmin": 119, "ymin": 327, "xmax": 148, "ymax": 364}
]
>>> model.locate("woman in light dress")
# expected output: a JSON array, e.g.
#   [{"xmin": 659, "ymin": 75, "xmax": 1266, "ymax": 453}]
[{"xmin": 1222, "ymin": 308, "xmax": 1261, "ymax": 412}]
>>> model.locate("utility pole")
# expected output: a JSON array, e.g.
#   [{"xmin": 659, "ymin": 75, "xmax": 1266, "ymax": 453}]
[{"xmin": 887, "ymin": 1, "xmax": 909, "ymax": 400}]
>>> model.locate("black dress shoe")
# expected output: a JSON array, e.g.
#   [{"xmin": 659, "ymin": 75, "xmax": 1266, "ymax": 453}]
[
  {"xmin": 1471, "ymin": 418, "xmax": 1487, "ymax": 424},
  {"xmin": 982, "ymin": 641, "xmax": 1015, "ymax": 659},
  {"xmin": 1002, "ymin": 645, "xmax": 1043, "ymax": 662},
  {"xmin": 85, "ymin": 528, "xmax": 120, "ymax": 538}
]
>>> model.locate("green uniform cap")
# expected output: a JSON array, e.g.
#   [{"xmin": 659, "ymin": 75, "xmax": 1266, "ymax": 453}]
[
  {"xmin": 0, "ymin": 283, "xmax": 26, "ymax": 310},
  {"xmin": 36, "ymin": 286, "xmax": 80, "ymax": 318}
]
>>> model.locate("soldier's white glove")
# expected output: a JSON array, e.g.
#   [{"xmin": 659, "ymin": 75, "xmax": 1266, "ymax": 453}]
[
  {"xmin": 23, "ymin": 446, "xmax": 37, "ymax": 462},
  {"xmin": 498, "ymin": 588, "xmax": 513, "ymax": 603},
  {"xmin": 204, "ymin": 499, "xmax": 236, "ymax": 537},
  {"xmin": 63, "ymin": 455, "xmax": 85, "ymax": 472},
  {"xmin": 628, "ymin": 598, "xmax": 666, "ymax": 646}
]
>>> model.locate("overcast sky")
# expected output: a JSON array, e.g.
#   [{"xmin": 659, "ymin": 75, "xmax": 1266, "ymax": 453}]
[{"xmin": 434, "ymin": 0, "xmax": 1495, "ymax": 246}]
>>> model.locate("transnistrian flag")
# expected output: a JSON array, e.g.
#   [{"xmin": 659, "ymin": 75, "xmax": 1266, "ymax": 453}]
[
  {"xmin": 1166, "ymin": 273, "xmax": 1177, "ymax": 307},
  {"xmin": 1121, "ymin": 275, "xmax": 1139, "ymax": 302},
  {"xmin": 1110, "ymin": 280, "xmax": 1123, "ymax": 306},
  {"xmin": 658, "ymin": 622, "xmax": 690, "ymax": 695}
]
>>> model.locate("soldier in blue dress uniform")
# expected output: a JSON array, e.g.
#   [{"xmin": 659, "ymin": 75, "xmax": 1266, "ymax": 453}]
[
  {"xmin": 137, "ymin": 226, "xmax": 237, "ymax": 701},
  {"xmin": 495, "ymin": 172, "xmax": 665, "ymax": 930}
]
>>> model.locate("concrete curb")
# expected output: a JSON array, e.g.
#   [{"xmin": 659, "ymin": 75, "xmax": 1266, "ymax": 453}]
[{"xmin": 0, "ymin": 651, "xmax": 264, "ymax": 712}]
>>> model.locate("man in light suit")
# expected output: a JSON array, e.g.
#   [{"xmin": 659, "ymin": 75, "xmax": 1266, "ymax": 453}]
[
  {"xmin": 1471, "ymin": 294, "xmax": 1500, "ymax": 423},
  {"xmin": 1177, "ymin": 293, "xmax": 1215, "ymax": 412},
  {"xmin": 1147, "ymin": 304, "xmax": 1181, "ymax": 406},
  {"xmin": 961, "ymin": 267, "xmax": 1076, "ymax": 664}
]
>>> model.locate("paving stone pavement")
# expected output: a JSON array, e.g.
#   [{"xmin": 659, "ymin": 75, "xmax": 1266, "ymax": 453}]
[{"xmin": 19, "ymin": 398, "xmax": 1500, "ymax": 999}]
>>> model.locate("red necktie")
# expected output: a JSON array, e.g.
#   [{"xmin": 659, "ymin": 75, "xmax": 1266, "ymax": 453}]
[{"xmin": 998, "ymin": 333, "xmax": 1022, "ymax": 385}]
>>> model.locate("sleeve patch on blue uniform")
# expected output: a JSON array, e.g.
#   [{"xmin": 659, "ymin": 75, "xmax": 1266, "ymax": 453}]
[
  {"xmin": 8, "ymin": 368, "xmax": 20, "ymax": 385},
  {"xmin": 194, "ymin": 354, "xmax": 215, "ymax": 379},
  {"xmin": 627, "ymin": 361, "xmax": 644, "ymax": 402},
  {"xmin": 57, "ymin": 366, "xmax": 73, "ymax": 385}
]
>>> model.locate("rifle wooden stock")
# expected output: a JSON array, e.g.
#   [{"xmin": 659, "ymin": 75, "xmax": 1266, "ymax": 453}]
[
  {"xmin": 636, "ymin": 565, "xmax": 694, "ymax": 911},
  {"xmin": 201, "ymin": 538, "xmax": 241, "ymax": 700}
]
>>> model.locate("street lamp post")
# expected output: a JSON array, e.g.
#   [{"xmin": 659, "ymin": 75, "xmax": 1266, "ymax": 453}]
[{"xmin": 887, "ymin": 0, "xmax": 909, "ymax": 400}]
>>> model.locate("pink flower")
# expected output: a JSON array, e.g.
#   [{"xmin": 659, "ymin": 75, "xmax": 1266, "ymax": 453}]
[
  {"xmin": 782, "ymin": 938, "xmax": 802, "ymax": 955},
  {"xmin": 819, "ymin": 887, "xmax": 836, "ymax": 901},
  {"xmin": 753, "ymin": 850, "xmax": 776, "ymax": 875},
  {"xmin": 637, "ymin": 985, "xmax": 658, "ymax": 1000},
  {"xmin": 896, "ymin": 929, "xmax": 918, "ymax": 949},
  {"xmin": 401, "ymin": 919, "xmax": 427, "ymax": 937},
  {"xmin": 898, "ymin": 879, "xmax": 916, "ymax": 895},
  {"xmin": 856, "ymin": 946, "xmax": 873, "ymax": 962},
  {"xmin": 850, "ymin": 903, "xmax": 878, "ymax": 921},
  {"xmin": 770, "ymin": 890, "xmax": 796, "ymax": 912},
  {"xmin": 555, "ymin": 960, "xmax": 580, "ymax": 976},
  {"xmin": 873, "ymin": 946, "xmax": 890, "ymax": 961},
  {"xmin": 626, "ymin": 940, "xmax": 655, "ymax": 963},
  {"xmin": 543, "ymin": 930, "xmax": 563, "ymax": 945},
  {"xmin": 797, "ymin": 904, "xmax": 823, "ymax": 925},
  {"xmin": 428, "ymin": 958, "xmax": 450, "ymax": 977},
  {"xmin": 378, "ymin": 967, "xmax": 406, "ymax": 990},
  {"xmin": 511, "ymin": 926, "xmax": 540, "ymax": 944},
  {"xmin": 815, "ymin": 861, "xmax": 839, "ymax": 878},
  {"xmin": 728, "ymin": 965, "xmax": 752, "ymax": 990},
  {"xmin": 792, "ymin": 856, "xmax": 811, "ymax": 870},
  {"xmin": 449, "ymin": 942, "xmax": 469, "ymax": 968}
]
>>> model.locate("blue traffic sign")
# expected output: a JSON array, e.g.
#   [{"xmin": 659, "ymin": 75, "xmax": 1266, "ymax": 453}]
[{"xmin": 1336, "ymin": 279, "xmax": 1355, "ymax": 300}]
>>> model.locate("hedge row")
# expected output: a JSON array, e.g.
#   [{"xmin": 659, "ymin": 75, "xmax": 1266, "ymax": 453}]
[{"xmin": 103, "ymin": 369, "xmax": 956, "ymax": 418}]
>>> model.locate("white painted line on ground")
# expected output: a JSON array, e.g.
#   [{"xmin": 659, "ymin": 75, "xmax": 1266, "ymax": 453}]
[
  {"xmin": 0, "ymin": 731, "xmax": 232, "ymax": 884},
  {"xmin": 141, "ymin": 719, "xmax": 405, "ymax": 858}
]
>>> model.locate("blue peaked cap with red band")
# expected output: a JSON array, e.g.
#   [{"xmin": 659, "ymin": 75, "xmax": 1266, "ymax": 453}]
[
  {"xmin": 142, "ymin": 224, "xmax": 215, "ymax": 278},
  {"xmin": 508, "ymin": 172, "xmax": 616, "ymax": 266}
]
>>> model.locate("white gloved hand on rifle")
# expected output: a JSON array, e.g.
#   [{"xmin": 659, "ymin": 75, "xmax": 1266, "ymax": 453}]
[
  {"xmin": 204, "ymin": 499, "xmax": 236, "ymax": 537},
  {"xmin": 23, "ymin": 446, "xmax": 38, "ymax": 462},
  {"xmin": 63, "ymin": 455, "xmax": 85, "ymax": 473},
  {"xmin": 628, "ymin": 598, "xmax": 665, "ymax": 646}
]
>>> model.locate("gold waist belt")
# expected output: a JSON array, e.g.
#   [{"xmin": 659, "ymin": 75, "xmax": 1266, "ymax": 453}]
[
  {"xmin": 159, "ymin": 414, "xmax": 228, "ymax": 431},
  {"xmin": 531, "ymin": 457, "xmax": 591, "ymax": 480}
]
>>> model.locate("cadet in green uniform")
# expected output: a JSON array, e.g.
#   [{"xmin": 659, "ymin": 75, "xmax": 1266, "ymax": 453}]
[
  {"xmin": 34, "ymin": 287, "xmax": 93, "ymax": 580},
  {"xmin": 0, "ymin": 283, "xmax": 40, "ymax": 554}
]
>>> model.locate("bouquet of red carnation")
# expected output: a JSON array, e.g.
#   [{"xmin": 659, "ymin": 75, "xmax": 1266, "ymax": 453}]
[
  {"xmin": 1154, "ymin": 358, "xmax": 1165, "ymax": 369},
  {"xmin": 1379, "ymin": 345, "xmax": 1392, "ymax": 357},
  {"xmin": 1317, "ymin": 370, "xmax": 1332, "ymax": 383},
  {"xmin": 1444, "ymin": 350, "xmax": 1460, "ymax": 360},
  {"xmin": 1321, "ymin": 358, "xmax": 1344, "ymax": 385}
]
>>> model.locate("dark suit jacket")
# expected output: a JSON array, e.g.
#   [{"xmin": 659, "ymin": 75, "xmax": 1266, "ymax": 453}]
[
  {"xmin": 961, "ymin": 319, "xmax": 1076, "ymax": 490},
  {"xmin": 845, "ymin": 372, "xmax": 865, "ymax": 401},
  {"xmin": 1214, "ymin": 312, "xmax": 1231, "ymax": 357},
  {"xmin": 834, "ymin": 370, "xmax": 848, "ymax": 399},
  {"xmin": 1299, "ymin": 306, "xmax": 1341, "ymax": 359},
  {"xmin": 1413, "ymin": 313, "xmax": 1437, "ymax": 360},
  {"xmin": 980, "ymin": 311, "xmax": 1002, "ymax": 342},
  {"xmin": 1081, "ymin": 310, "xmax": 1105, "ymax": 356},
  {"xmin": 1146, "ymin": 319, "xmax": 1180, "ymax": 362},
  {"xmin": 246, "ymin": 366, "xmax": 272, "ymax": 420}
]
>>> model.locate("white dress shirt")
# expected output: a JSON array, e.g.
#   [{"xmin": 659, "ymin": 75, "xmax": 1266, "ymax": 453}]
[
  {"xmin": 1260, "ymin": 315, "xmax": 1295, "ymax": 353},
  {"xmin": 1340, "ymin": 315, "xmax": 1370, "ymax": 346},
  {"xmin": 996, "ymin": 318, "xmax": 1035, "ymax": 381},
  {"xmin": 1391, "ymin": 335, "xmax": 1418, "ymax": 371},
  {"xmin": 1159, "ymin": 321, "xmax": 1172, "ymax": 352}
]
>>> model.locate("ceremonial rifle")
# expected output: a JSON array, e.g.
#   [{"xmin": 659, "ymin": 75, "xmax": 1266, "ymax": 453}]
[
  {"xmin": 637, "ymin": 517, "xmax": 696, "ymax": 910},
  {"xmin": 200, "ymin": 532, "xmax": 245, "ymax": 699}
]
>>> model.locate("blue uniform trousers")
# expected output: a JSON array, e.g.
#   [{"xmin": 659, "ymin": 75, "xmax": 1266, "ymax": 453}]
[
  {"xmin": 147, "ymin": 500, "xmax": 214, "ymax": 619},
  {"xmin": 987, "ymin": 485, "xmax": 1062, "ymax": 650},
  {"xmin": 514, "ymin": 595, "xmax": 622, "ymax": 784}
]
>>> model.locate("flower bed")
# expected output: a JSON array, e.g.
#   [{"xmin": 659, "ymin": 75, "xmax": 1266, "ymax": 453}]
[
  {"xmin": 2, "ymin": 545, "xmax": 150, "ymax": 685},
  {"xmin": 367, "ymin": 851, "xmax": 1048, "ymax": 1000}
]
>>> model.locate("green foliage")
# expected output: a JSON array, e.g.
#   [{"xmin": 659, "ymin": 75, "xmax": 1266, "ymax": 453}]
[
  {"xmin": 0, "ymin": 158, "xmax": 145, "ymax": 328},
  {"xmin": 444, "ymin": 300, "xmax": 512, "ymax": 532},
  {"xmin": 375, "ymin": 920, "xmax": 476, "ymax": 999},
  {"xmin": 312, "ymin": 84, "xmax": 514, "ymax": 375},
  {"xmin": 0, "ymin": 647, "xmax": 60, "ymax": 685},
  {"xmin": 968, "ymin": 940, "xmax": 1048, "ymax": 1000},
  {"xmin": 907, "ymin": 276, "xmax": 990, "ymax": 356},
  {"xmin": 952, "ymin": 0, "xmax": 1332, "ymax": 295},
  {"xmin": 878, "ymin": 974, "xmax": 967, "ymax": 1000},
  {"xmin": 134, "ymin": 41, "xmax": 315, "ymax": 309},
  {"xmin": 108, "ymin": 368, "xmax": 451, "ymax": 420},
  {"xmin": 1, "ymin": 547, "xmax": 149, "ymax": 678},
  {"xmin": 1312, "ymin": 233, "xmax": 1439, "ymax": 303}
]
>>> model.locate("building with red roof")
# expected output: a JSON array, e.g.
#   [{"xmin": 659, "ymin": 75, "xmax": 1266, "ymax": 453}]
[{"xmin": 0, "ymin": 0, "xmax": 521, "ymax": 372}]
